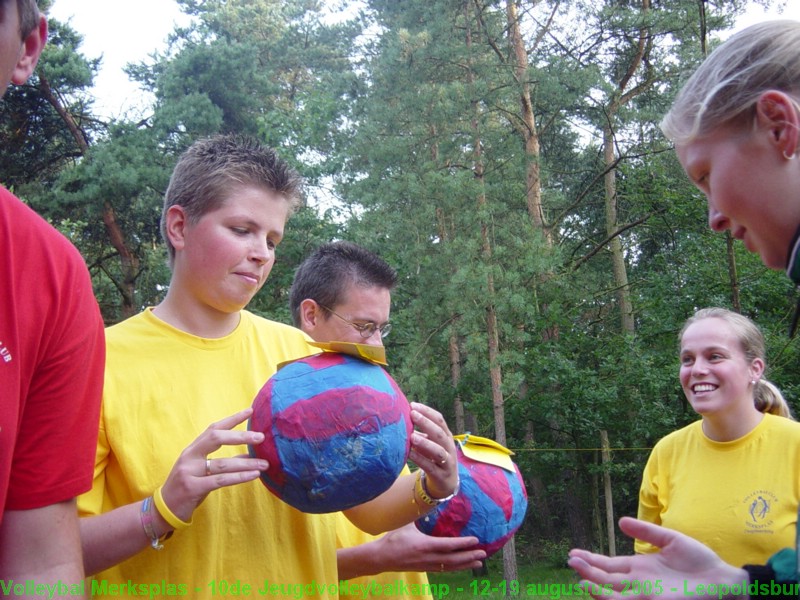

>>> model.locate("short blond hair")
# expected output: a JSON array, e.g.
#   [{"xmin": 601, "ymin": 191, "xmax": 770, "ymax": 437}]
[
  {"xmin": 161, "ymin": 134, "xmax": 303, "ymax": 266},
  {"xmin": 17, "ymin": 0, "xmax": 39, "ymax": 39}
]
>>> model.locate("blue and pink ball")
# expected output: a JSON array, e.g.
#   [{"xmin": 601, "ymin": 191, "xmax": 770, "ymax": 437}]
[
  {"xmin": 249, "ymin": 352, "xmax": 413, "ymax": 514},
  {"xmin": 415, "ymin": 444, "xmax": 528, "ymax": 557}
]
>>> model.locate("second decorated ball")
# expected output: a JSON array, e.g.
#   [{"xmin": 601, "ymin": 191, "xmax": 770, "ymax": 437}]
[{"xmin": 415, "ymin": 436, "xmax": 528, "ymax": 557}]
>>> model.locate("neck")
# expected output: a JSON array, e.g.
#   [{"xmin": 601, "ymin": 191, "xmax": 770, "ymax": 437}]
[
  {"xmin": 152, "ymin": 292, "xmax": 241, "ymax": 339},
  {"xmin": 701, "ymin": 408, "xmax": 764, "ymax": 442}
]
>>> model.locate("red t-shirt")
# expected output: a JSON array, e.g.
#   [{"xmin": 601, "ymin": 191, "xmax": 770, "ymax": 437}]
[{"xmin": 0, "ymin": 186, "xmax": 104, "ymax": 516}]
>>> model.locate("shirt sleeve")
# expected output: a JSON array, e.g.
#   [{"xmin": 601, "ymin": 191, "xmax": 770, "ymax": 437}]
[
  {"xmin": 6, "ymin": 241, "xmax": 105, "ymax": 510},
  {"xmin": 634, "ymin": 447, "xmax": 662, "ymax": 554}
]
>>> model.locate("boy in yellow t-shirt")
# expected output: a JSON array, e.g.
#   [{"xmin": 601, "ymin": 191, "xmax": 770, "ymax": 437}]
[{"xmin": 77, "ymin": 135, "xmax": 460, "ymax": 599}]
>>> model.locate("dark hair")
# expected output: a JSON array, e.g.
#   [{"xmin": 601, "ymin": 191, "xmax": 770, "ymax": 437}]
[
  {"xmin": 160, "ymin": 134, "xmax": 303, "ymax": 265},
  {"xmin": 289, "ymin": 241, "xmax": 397, "ymax": 327}
]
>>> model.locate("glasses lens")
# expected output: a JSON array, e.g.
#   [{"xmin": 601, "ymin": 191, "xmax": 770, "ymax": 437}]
[
  {"xmin": 359, "ymin": 324, "xmax": 376, "ymax": 339},
  {"xmin": 380, "ymin": 323, "xmax": 392, "ymax": 338}
]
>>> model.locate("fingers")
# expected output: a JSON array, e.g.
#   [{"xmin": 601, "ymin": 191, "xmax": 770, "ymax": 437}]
[
  {"xmin": 567, "ymin": 549, "xmax": 633, "ymax": 577},
  {"xmin": 193, "ymin": 407, "xmax": 264, "ymax": 458},
  {"xmin": 567, "ymin": 555, "xmax": 633, "ymax": 600},
  {"xmin": 204, "ymin": 455, "xmax": 268, "ymax": 485},
  {"xmin": 159, "ymin": 408, "xmax": 270, "ymax": 522},
  {"xmin": 617, "ymin": 516, "xmax": 675, "ymax": 550},
  {"xmin": 408, "ymin": 403, "xmax": 458, "ymax": 497},
  {"xmin": 423, "ymin": 534, "xmax": 484, "ymax": 552},
  {"xmin": 437, "ymin": 556, "xmax": 485, "ymax": 572},
  {"xmin": 381, "ymin": 526, "xmax": 487, "ymax": 572},
  {"xmin": 416, "ymin": 534, "xmax": 487, "ymax": 569}
]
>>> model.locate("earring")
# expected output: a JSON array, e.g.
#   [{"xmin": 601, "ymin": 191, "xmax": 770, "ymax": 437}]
[
  {"xmin": 751, "ymin": 379, "xmax": 758, "ymax": 385},
  {"xmin": 783, "ymin": 150, "xmax": 796, "ymax": 160}
]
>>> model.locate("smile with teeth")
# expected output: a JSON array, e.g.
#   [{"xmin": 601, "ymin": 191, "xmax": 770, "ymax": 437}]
[{"xmin": 692, "ymin": 383, "xmax": 716, "ymax": 393}]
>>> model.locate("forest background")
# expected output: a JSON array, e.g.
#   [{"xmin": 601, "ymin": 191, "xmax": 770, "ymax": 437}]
[{"xmin": 3, "ymin": 0, "xmax": 799, "ymax": 578}]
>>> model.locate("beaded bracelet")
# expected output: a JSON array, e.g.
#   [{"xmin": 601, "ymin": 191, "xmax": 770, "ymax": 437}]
[
  {"xmin": 153, "ymin": 485, "xmax": 192, "ymax": 531},
  {"xmin": 140, "ymin": 497, "xmax": 172, "ymax": 550}
]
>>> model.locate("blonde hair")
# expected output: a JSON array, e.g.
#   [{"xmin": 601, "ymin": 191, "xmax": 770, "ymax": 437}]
[
  {"xmin": 661, "ymin": 20, "xmax": 800, "ymax": 145},
  {"xmin": 680, "ymin": 307, "xmax": 793, "ymax": 419}
]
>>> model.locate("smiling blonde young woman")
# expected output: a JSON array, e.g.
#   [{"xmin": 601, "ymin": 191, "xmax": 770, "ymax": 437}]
[{"xmin": 635, "ymin": 308, "xmax": 800, "ymax": 567}]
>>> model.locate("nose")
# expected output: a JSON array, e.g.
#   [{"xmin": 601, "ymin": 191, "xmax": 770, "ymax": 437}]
[
  {"xmin": 363, "ymin": 330, "xmax": 384, "ymax": 347},
  {"xmin": 708, "ymin": 204, "xmax": 729, "ymax": 232},
  {"xmin": 690, "ymin": 358, "xmax": 709, "ymax": 376},
  {"xmin": 249, "ymin": 238, "xmax": 271, "ymax": 265}
]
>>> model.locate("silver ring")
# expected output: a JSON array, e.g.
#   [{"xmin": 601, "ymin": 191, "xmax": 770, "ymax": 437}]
[
  {"xmin": 205, "ymin": 458, "xmax": 212, "ymax": 476},
  {"xmin": 439, "ymin": 457, "xmax": 447, "ymax": 465}
]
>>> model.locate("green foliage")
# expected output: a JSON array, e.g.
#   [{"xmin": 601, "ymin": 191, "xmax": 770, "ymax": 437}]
[
  {"xmin": 0, "ymin": 19, "xmax": 100, "ymax": 187},
  {"xmin": 9, "ymin": 0, "xmax": 797, "ymax": 561}
]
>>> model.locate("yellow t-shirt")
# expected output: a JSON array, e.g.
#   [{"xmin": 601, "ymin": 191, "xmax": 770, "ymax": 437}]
[
  {"xmin": 636, "ymin": 413, "xmax": 800, "ymax": 565},
  {"xmin": 336, "ymin": 464, "xmax": 433, "ymax": 600},
  {"xmin": 79, "ymin": 309, "xmax": 339, "ymax": 599}
]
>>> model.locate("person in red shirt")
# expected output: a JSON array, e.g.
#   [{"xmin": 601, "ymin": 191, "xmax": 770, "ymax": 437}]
[{"xmin": 0, "ymin": 0, "xmax": 105, "ymax": 594}]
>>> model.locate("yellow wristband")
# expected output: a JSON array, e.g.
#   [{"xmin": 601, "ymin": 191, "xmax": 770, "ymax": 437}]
[{"xmin": 153, "ymin": 485, "xmax": 192, "ymax": 530}]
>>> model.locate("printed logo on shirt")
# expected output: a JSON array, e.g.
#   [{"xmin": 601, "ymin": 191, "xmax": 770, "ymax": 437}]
[
  {"xmin": 0, "ymin": 341, "xmax": 11, "ymax": 363},
  {"xmin": 742, "ymin": 489, "xmax": 777, "ymax": 532}
]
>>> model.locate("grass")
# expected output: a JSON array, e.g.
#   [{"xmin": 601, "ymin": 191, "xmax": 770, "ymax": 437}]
[{"xmin": 426, "ymin": 558, "xmax": 580, "ymax": 600}]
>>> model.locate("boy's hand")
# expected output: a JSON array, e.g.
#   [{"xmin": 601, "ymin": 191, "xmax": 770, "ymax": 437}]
[
  {"xmin": 409, "ymin": 402, "xmax": 459, "ymax": 499},
  {"xmin": 158, "ymin": 408, "xmax": 269, "ymax": 524}
]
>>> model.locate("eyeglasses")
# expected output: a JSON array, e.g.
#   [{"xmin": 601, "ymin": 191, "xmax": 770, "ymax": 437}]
[{"xmin": 319, "ymin": 305, "xmax": 392, "ymax": 339}]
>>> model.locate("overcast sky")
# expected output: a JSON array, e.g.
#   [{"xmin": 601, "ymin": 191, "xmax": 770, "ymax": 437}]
[
  {"xmin": 48, "ymin": 0, "xmax": 189, "ymax": 118},
  {"xmin": 48, "ymin": 0, "xmax": 798, "ymax": 120}
]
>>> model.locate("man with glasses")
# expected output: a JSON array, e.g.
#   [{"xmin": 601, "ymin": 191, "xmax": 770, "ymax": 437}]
[{"xmin": 290, "ymin": 241, "xmax": 485, "ymax": 598}]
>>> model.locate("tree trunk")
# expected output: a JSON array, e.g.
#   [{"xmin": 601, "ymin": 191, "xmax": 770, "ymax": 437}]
[
  {"xmin": 38, "ymin": 72, "xmax": 139, "ymax": 318},
  {"xmin": 600, "ymin": 430, "xmax": 616, "ymax": 556},
  {"xmin": 604, "ymin": 124, "xmax": 635, "ymax": 335},
  {"xmin": 468, "ymin": 1, "xmax": 518, "ymax": 587},
  {"xmin": 726, "ymin": 233, "xmax": 741, "ymax": 312},
  {"xmin": 505, "ymin": 0, "xmax": 549, "ymax": 243},
  {"xmin": 524, "ymin": 421, "xmax": 555, "ymax": 539}
]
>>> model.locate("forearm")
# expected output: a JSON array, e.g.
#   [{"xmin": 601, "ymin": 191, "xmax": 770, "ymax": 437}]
[
  {"xmin": 1, "ymin": 501, "xmax": 87, "ymax": 598},
  {"xmin": 337, "ymin": 543, "xmax": 382, "ymax": 580},
  {"xmin": 344, "ymin": 474, "xmax": 432, "ymax": 535},
  {"xmin": 81, "ymin": 500, "xmax": 172, "ymax": 576}
]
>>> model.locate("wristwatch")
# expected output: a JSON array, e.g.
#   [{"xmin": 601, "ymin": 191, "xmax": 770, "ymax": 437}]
[{"xmin": 416, "ymin": 471, "xmax": 459, "ymax": 506}]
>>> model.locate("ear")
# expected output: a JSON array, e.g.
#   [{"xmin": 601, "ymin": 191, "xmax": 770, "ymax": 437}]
[
  {"xmin": 749, "ymin": 357, "xmax": 766, "ymax": 383},
  {"xmin": 298, "ymin": 299, "xmax": 322, "ymax": 334},
  {"xmin": 164, "ymin": 205, "xmax": 189, "ymax": 252},
  {"xmin": 755, "ymin": 90, "xmax": 800, "ymax": 159},
  {"xmin": 11, "ymin": 15, "xmax": 47, "ymax": 86}
]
